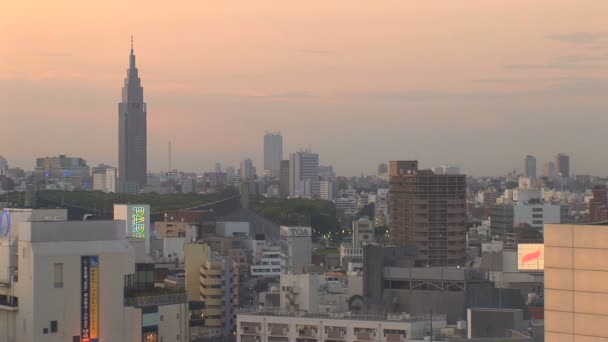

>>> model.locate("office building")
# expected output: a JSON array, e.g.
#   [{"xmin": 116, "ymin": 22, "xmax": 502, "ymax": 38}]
[
  {"xmin": 589, "ymin": 184, "xmax": 608, "ymax": 222},
  {"xmin": 545, "ymin": 223, "xmax": 608, "ymax": 340},
  {"xmin": 279, "ymin": 160, "xmax": 290, "ymax": 197},
  {"xmin": 184, "ymin": 243, "xmax": 238, "ymax": 337},
  {"xmin": 490, "ymin": 189, "xmax": 566, "ymax": 241},
  {"xmin": 319, "ymin": 180, "xmax": 334, "ymax": 200},
  {"xmin": 377, "ymin": 162, "xmax": 388, "ymax": 176},
  {"xmin": 0, "ymin": 208, "xmax": 202, "ymax": 342},
  {"xmin": 490, "ymin": 202, "xmax": 565, "ymax": 240},
  {"xmin": 542, "ymin": 161, "xmax": 556, "ymax": 179},
  {"xmin": 289, "ymin": 151, "xmax": 319, "ymax": 198},
  {"xmin": 340, "ymin": 218, "xmax": 374, "ymax": 267},
  {"xmin": 524, "ymin": 155, "xmax": 536, "ymax": 178},
  {"xmin": 181, "ymin": 177, "xmax": 197, "ymax": 193},
  {"xmin": 250, "ymin": 250, "xmax": 282, "ymax": 277},
  {"xmin": 556, "ymin": 153, "xmax": 570, "ymax": 178},
  {"xmin": 118, "ymin": 38, "xmax": 148, "ymax": 192},
  {"xmin": 318, "ymin": 165, "xmax": 336, "ymax": 180},
  {"xmin": 92, "ymin": 164, "xmax": 117, "ymax": 193},
  {"xmin": 35, "ymin": 155, "xmax": 90, "ymax": 179},
  {"xmin": 353, "ymin": 217, "xmax": 374, "ymax": 246},
  {"xmin": 240, "ymin": 158, "xmax": 255, "ymax": 180},
  {"xmin": 0, "ymin": 155, "xmax": 7, "ymax": 176},
  {"xmin": 388, "ymin": 160, "xmax": 467, "ymax": 266},
  {"xmin": 279, "ymin": 273, "xmax": 361, "ymax": 313},
  {"xmin": 0, "ymin": 215, "xmax": 135, "ymax": 342},
  {"xmin": 263, "ymin": 132, "xmax": 282, "ymax": 177},
  {"xmin": 237, "ymin": 310, "xmax": 447, "ymax": 342},
  {"xmin": 280, "ymin": 226, "xmax": 312, "ymax": 274}
]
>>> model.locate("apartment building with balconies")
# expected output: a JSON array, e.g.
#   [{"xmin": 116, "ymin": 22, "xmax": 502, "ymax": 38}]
[
  {"xmin": 237, "ymin": 311, "xmax": 447, "ymax": 342},
  {"xmin": 185, "ymin": 243, "xmax": 239, "ymax": 337}
]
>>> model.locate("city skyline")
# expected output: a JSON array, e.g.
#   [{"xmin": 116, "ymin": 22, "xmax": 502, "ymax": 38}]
[{"xmin": 1, "ymin": 1, "xmax": 608, "ymax": 176}]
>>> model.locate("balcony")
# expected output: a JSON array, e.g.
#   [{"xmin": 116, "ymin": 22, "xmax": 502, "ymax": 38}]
[
  {"xmin": 354, "ymin": 329, "xmax": 376, "ymax": 341},
  {"xmin": 241, "ymin": 336, "xmax": 261, "ymax": 342},
  {"xmin": 200, "ymin": 276, "xmax": 223, "ymax": 286},
  {"xmin": 206, "ymin": 298, "xmax": 222, "ymax": 306},
  {"xmin": 298, "ymin": 329, "xmax": 318, "ymax": 338},
  {"xmin": 269, "ymin": 327, "xmax": 289, "ymax": 337},
  {"xmin": 384, "ymin": 334, "xmax": 405, "ymax": 342},
  {"xmin": 124, "ymin": 292, "xmax": 186, "ymax": 307},
  {"xmin": 189, "ymin": 318, "xmax": 205, "ymax": 327},
  {"xmin": 201, "ymin": 287, "xmax": 223, "ymax": 296},
  {"xmin": 324, "ymin": 331, "xmax": 345, "ymax": 340},
  {"xmin": 241, "ymin": 326, "xmax": 261, "ymax": 335}
]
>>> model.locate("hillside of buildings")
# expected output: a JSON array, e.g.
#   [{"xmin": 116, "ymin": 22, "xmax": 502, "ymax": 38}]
[{"xmin": 250, "ymin": 196, "xmax": 341, "ymax": 241}]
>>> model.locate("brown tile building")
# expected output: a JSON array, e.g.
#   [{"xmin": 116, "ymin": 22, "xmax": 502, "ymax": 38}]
[
  {"xmin": 389, "ymin": 160, "xmax": 467, "ymax": 266},
  {"xmin": 589, "ymin": 184, "xmax": 608, "ymax": 222}
]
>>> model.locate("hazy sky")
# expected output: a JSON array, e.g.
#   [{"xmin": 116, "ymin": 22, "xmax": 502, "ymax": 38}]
[{"xmin": 1, "ymin": 1, "xmax": 608, "ymax": 176}]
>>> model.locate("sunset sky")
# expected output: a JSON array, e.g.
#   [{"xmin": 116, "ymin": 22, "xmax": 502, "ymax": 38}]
[{"xmin": 1, "ymin": 1, "xmax": 608, "ymax": 176}]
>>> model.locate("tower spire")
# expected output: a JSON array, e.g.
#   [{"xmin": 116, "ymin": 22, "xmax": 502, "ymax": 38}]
[{"xmin": 129, "ymin": 36, "xmax": 136, "ymax": 69}]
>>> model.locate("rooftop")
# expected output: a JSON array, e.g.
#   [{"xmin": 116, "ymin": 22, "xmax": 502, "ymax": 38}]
[{"xmin": 238, "ymin": 309, "xmax": 446, "ymax": 323}]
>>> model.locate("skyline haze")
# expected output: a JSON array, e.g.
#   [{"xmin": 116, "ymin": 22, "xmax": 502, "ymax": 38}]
[{"xmin": 1, "ymin": 1, "xmax": 608, "ymax": 176}]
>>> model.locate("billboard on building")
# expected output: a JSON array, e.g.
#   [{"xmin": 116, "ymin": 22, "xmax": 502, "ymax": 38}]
[
  {"xmin": 81, "ymin": 255, "xmax": 99, "ymax": 342},
  {"xmin": 280, "ymin": 226, "xmax": 311, "ymax": 237},
  {"xmin": 518, "ymin": 244, "xmax": 544, "ymax": 271},
  {"xmin": 114, "ymin": 204, "xmax": 150, "ymax": 238}
]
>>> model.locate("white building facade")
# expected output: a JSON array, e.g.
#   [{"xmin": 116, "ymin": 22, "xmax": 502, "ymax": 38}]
[
  {"xmin": 280, "ymin": 226, "xmax": 312, "ymax": 274},
  {"xmin": 289, "ymin": 151, "xmax": 320, "ymax": 198},
  {"xmin": 237, "ymin": 311, "xmax": 447, "ymax": 342}
]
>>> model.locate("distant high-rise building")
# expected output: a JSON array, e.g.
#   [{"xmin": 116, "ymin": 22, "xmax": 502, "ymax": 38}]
[
  {"xmin": 318, "ymin": 165, "xmax": 336, "ymax": 180},
  {"xmin": 589, "ymin": 185, "xmax": 608, "ymax": 222},
  {"xmin": 289, "ymin": 151, "xmax": 320, "ymax": 198},
  {"xmin": 35, "ymin": 155, "xmax": 91, "ymax": 189},
  {"xmin": 389, "ymin": 160, "xmax": 466, "ymax": 266},
  {"xmin": 240, "ymin": 158, "xmax": 255, "ymax": 180},
  {"xmin": 279, "ymin": 160, "xmax": 290, "ymax": 198},
  {"xmin": 432, "ymin": 164, "xmax": 461, "ymax": 175},
  {"xmin": 92, "ymin": 164, "xmax": 117, "ymax": 193},
  {"xmin": 556, "ymin": 153, "xmax": 570, "ymax": 178},
  {"xmin": 263, "ymin": 132, "xmax": 282, "ymax": 177},
  {"xmin": 35, "ymin": 155, "xmax": 90, "ymax": 179},
  {"xmin": 0, "ymin": 155, "xmax": 7, "ymax": 176},
  {"xmin": 215, "ymin": 162, "xmax": 222, "ymax": 173},
  {"xmin": 524, "ymin": 155, "xmax": 536, "ymax": 178},
  {"xmin": 319, "ymin": 180, "xmax": 334, "ymax": 201},
  {"xmin": 542, "ymin": 161, "xmax": 556, "ymax": 179},
  {"xmin": 377, "ymin": 162, "xmax": 388, "ymax": 176},
  {"xmin": 118, "ymin": 37, "xmax": 147, "ymax": 192}
]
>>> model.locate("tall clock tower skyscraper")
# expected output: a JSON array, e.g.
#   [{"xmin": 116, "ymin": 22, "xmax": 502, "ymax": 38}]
[{"xmin": 118, "ymin": 37, "xmax": 147, "ymax": 193}]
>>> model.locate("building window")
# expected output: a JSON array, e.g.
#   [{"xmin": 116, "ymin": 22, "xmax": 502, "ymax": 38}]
[
  {"xmin": 50, "ymin": 320, "xmax": 58, "ymax": 333},
  {"xmin": 54, "ymin": 263, "xmax": 64, "ymax": 288},
  {"xmin": 160, "ymin": 315, "xmax": 164, "ymax": 321}
]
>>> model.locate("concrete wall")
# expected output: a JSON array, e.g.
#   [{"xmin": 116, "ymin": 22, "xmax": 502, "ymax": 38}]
[
  {"xmin": 184, "ymin": 243, "xmax": 207, "ymax": 301},
  {"xmin": 0, "ymin": 309, "xmax": 16, "ymax": 342},
  {"xmin": 158, "ymin": 303, "xmax": 188, "ymax": 342},
  {"xmin": 16, "ymin": 221, "xmax": 135, "ymax": 342},
  {"xmin": 467, "ymin": 308, "xmax": 523, "ymax": 338}
]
